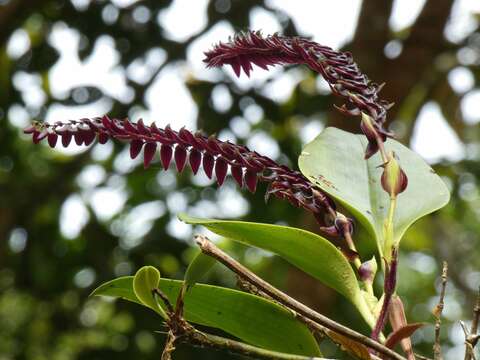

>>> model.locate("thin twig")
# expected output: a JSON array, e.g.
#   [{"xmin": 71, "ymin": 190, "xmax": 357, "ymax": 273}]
[
  {"xmin": 415, "ymin": 354, "xmax": 433, "ymax": 360},
  {"xmin": 471, "ymin": 287, "xmax": 480, "ymax": 338},
  {"xmin": 161, "ymin": 331, "xmax": 176, "ymax": 360},
  {"xmin": 194, "ymin": 235, "xmax": 407, "ymax": 360},
  {"xmin": 464, "ymin": 286, "xmax": 480, "ymax": 360},
  {"xmin": 186, "ymin": 330, "xmax": 331, "ymax": 360},
  {"xmin": 433, "ymin": 261, "xmax": 448, "ymax": 360},
  {"xmin": 237, "ymin": 273, "xmax": 385, "ymax": 359},
  {"xmin": 237, "ymin": 275, "xmax": 329, "ymax": 343}
]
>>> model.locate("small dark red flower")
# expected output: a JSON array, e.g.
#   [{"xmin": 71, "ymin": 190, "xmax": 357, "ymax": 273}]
[{"xmin": 160, "ymin": 144, "xmax": 173, "ymax": 170}]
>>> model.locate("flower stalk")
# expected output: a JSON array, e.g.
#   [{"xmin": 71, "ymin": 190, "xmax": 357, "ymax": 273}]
[
  {"xmin": 334, "ymin": 213, "xmax": 375, "ymax": 296},
  {"xmin": 381, "ymin": 151, "xmax": 408, "ymax": 261},
  {"xmin": 372, "ymin": 248, "xmax": 398, "ymax": 342},
  {"xmin": 359, "ymin": 257, "xmax": 378, "ymax": 297}
]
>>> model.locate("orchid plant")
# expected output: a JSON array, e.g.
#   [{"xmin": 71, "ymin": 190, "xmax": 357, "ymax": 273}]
[{"xmin": 25, "ymin": 32, "xmax": 463, "ymax": 360}]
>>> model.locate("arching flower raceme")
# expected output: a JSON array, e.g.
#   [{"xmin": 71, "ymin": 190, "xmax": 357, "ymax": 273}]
[
  {"xmin": 24, "ymin": 116, "xmax": 339, "ymax": 232},
  {"xmin": 22, "ymin": 31, "xmax": 391, "ymax": 239},
  {"xmin": 204, "ymin": 31, "xmax": 394, "ymax": 159}
]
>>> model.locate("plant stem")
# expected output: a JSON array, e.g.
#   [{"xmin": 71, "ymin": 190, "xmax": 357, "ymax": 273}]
[
  {"xmin": 384, "ymin": 197, "xmax": 397, "ymax": 263},
  {"xmin": 194, "ymin": 235, "xmax": 407, "ymax": 360},
  {"xmin": 344, "ymin": 231, "xmax": 361, "ymax": 269},
  {"xmin": 332, "ymin": 212, "xmax": 375, "ymax": 296},
  {"xmin": 344, "ymin": 231, "xmax": 374, "ymax": 296},
  {"xmin": 471, "ymin": 287, "xmax": 480, "ymax": 338},
  {"xmin": 371, "ymin": 248, "xmax": 398, "ymax": 341},
  {"xmin": 434, "ymin": 261, "xmax": 448, "ymax": 360},
  {"xmin": 464, "ymin": 286, "xmax": 480, "ymax": 360},
  {"xmin": 186, "ymin": 330, "xmax": 331, "ymax": 360},
  {"xmin": 471, "ymin": 287, "xmax": 480, "ymax": 337},
  {"xmin": 373, "ymin": 190, "xmax": 398, "ymax": 341},
  {"xmin": 376, "ymin": 134, "xmax": 389, "ymax": 165}
]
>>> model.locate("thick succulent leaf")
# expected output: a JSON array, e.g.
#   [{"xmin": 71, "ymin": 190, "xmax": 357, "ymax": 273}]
[
  {"xmin": 92, "ymin": 277, "xmax": 321, "ymax": 356},
  {"xmin": 179, "ymin": 213, "xmax": 375, "ymax": 328},
  {"xmin": 298, "ymin": 127, "xmax": 450, "ymax": 255}
]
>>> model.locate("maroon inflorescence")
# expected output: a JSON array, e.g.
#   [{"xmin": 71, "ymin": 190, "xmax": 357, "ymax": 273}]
[
  {"xmin": 204, "ymin": 31, "xmax": 394, "ymax": 158},
  {"xmin": 24, "ymin": 116, "xmax": 337, "ymax": 226}
]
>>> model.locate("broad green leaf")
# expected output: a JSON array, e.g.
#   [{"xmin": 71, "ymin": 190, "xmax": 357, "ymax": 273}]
[
  {"xmin": 133, "ymin": 266, "xmax": 166, "ymax": 318},
  {"xmin": 184, "ymin": 251, "xmax": 216, "ymax": 287},
  {"xmin": 92, "ymin": 277, "xmax": 321, "ymax": 356},
  {"xmin": 179, "ymin": 213, "xmax": 376, "ymax": 328},
  {"xmin": 298, "ymin": 127, "xmax": 450, "ymax": 256}
]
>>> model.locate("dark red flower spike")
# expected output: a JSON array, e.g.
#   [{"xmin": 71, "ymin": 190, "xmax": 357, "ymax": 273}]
[
  {"xmin": 204, "ymin": 31, "xmax": 395, "ymax": 158},
  {"xmin": 24, "ymin": 116, "xmax": 336, "ymax": 228}
]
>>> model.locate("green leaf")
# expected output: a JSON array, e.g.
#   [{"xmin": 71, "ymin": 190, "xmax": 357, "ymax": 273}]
[
  {"xmin": 133, "ymin": 266, "xmax": 167, "ymax": 318},
  {"xmin": 91, "ymin": 276, "xmax": 141, "ymax": 304},
  {"xmin": 184, "ymin": 251, "xmax": 217, "ymax": 287},
  {"xmin": 92, "ymin": 277, "xmax": 321, "ymax": 356},
  {"xmin": 179, "ymin": 213, "xmax": 375, "ymax": 328},
  {"xmin": 298, "ymin": 127, "xmax": 450, "ymax": 255}
]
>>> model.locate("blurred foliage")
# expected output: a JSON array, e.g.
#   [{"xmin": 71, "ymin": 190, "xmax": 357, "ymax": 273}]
[{"xmin": 0, "ymin": 0, "xmax": 479, "ymax": 359}]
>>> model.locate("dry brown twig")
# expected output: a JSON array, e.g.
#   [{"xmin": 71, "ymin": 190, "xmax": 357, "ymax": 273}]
[
  {"xmin": 237, "ymin": 275, "xmax": 387, "ymax": 360},
  {"xmin": 415, "ymin": 354, "xmax": 433, "ymax": 360},
  {"xmin": 161, "ymin": 331, "xmax": 176, "ymax": 360},
  {"xmin": 153, "ymin": 281, "xmax": 330, "ymax": 360},
  {"xmin": 194, "ymin": 234, "xmax": 407, "ymax": 360},
  {"xmin": 464, "ymin": 287, "xmax": 480, "ymax": 360},
  {"xmin": 433, "ymin": 261, "xmax": 448, "ymax": 360}
]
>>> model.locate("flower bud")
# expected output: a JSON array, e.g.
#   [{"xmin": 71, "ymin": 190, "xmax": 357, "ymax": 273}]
[
  {"xmin": 358, "ymin": 256, "xmax": 378, "ymax": 283},
  {"xmin": 381, "ymin": 151, "xmax": 408, "ymax": 198}
]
